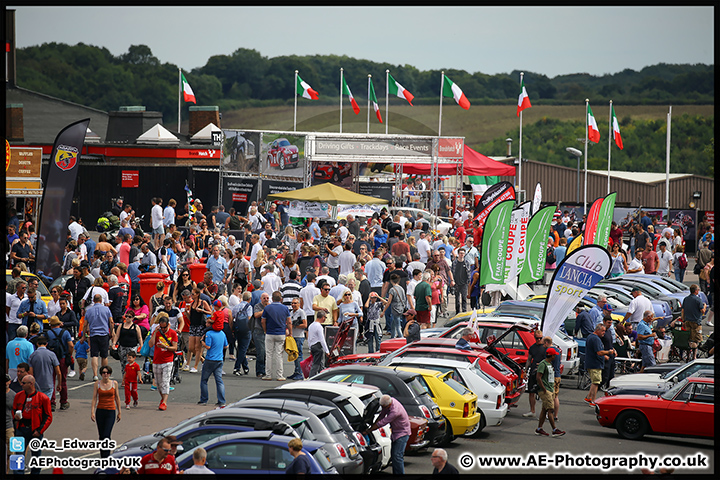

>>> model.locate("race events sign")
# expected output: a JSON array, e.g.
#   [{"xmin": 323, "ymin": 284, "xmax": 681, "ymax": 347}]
[{"xmin": 541, "ymin": 244, "xmax": 611, "ymax": 338}]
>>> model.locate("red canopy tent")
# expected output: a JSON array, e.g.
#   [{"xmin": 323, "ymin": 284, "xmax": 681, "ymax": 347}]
[{"xmin": 395, "ymin": 145, "xmax": 516, "ymax": 176}]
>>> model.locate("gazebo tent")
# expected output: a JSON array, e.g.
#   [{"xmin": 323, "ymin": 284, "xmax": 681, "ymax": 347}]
[
  {"xmin": 396, "ymin": 145, "xmax": 516, "ymax": 176},
  {"xmin": 266, "ymin": 182, "xmax": 389, "ymax": 206}
]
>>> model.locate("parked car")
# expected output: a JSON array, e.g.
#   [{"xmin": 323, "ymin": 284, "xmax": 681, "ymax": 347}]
[
  {"xmin": 606, "ymin": 370, "xmax": 714, "ymax": 397},
  {"xmin": 379, "ymin": 338, "xmax": 525, "ymax": 406},
  {"xmin": 608, "ymin": 358, "xmax": 715, "ymax": 392},
  {"xmin": 275, "ymin": 381, "xmax": 392, "ymax": 468},
  {"xmin": 389, "ymin": 207, "xmax": 452, "ymax": 236},
  {"xmin": 586, "ymin": 284, "xmax": 673, "ymax": 327},
  {"xmin": 312, "ymin": 365, "xmax": 446, "ymax": 448},
  {"xmin": 314, "ymin": 162, "xmax": 351, "ymax": 182},
  {"xmin": 600, "ymin": 278, "xmax": 681, "ymax": 322},
  {"xmin": 247, "ymin": 385, "xmax": 385, "ymax": 473},
  {"xmin": 227, "ymin": 399, "xmax": 364, "ymax": 475},
  {"xmin": 48, "ymin": 274, "xmax": 72, "ymax": 294},
  {"xmin": 174, "ymin": 431, "xmax": 337, "ymax": 474},
  {"xmin": 622, "ymin": 273, "xmax": 709, "ymax": 307},
  {"xmin": 595, "ymin": 377, "xmax": 714, "ymax": 440},
  {"xmin": 385, "ymin": 356, "xmax": 507, "ymax": 431},
  {"xmin": 267, "ymin": 138, "xmax": 299, "ymax": 170},
  {"xmin": 393, "ymin": 366, "xmax": 480, "ymax": 444}
]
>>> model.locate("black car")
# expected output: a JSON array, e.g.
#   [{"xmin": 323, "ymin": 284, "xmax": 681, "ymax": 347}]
[
  {"xmin": 229, "ymin": 398, "xmax": 364, "ymax": 475},
  {"xmin": 246, "ymin": 388, "xmax": 383, "ymax": 474},
  {"xmin": 312, "ymin": 365, "xmax": 448, "ymax": 447}
]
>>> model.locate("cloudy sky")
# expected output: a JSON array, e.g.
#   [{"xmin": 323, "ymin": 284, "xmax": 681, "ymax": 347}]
[{"xmin": 8, "ymin": 6, "xmax": 714, "ymax": 78}]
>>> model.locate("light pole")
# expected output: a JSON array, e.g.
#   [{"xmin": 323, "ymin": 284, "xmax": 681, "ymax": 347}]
[{"xmin": 566, "ymin": 147, "xmax": 583, "ymax": 205}]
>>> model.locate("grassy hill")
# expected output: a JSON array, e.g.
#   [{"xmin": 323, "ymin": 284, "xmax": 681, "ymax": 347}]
[{"xmin": 222, "ymin": 103, "xmax": 714, "ymax": 155}]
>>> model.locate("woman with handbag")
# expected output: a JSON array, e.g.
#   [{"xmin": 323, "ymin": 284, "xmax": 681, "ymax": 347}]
[
  {"xmin": 127, "ymin": 294, "xmax": 150, "ymax": 339},
  {"xmin": 112, "ymin": 310, "xmax": 143, "ymax": 379}
]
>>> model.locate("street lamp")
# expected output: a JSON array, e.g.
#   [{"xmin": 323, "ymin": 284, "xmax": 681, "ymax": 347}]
[
  {"xmin": 505, "ymin": 138, "xmax": 513, "ymax": 157},
  {"xmin": 566, "ymin": 147, "xmax": 583, "ymax": 205}
]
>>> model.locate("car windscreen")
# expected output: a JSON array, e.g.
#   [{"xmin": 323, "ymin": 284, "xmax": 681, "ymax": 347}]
[
  {"xmin": 470, "ymin": 361, "xmax": 500, "ymax": 387},
  {"xmin": 593, "ymin": 287, "xmax": 633, "ymax": 305},
  {"xmin": 661, "ymin": 378, "xmax": 690, "ymax": 400},
  {"xmin": 292, "ymin": 420, "xmax": 315, "ymax": 441},
  {"xmin": 278, "ymin": 140, "xmax": 291, "ymax": 147},
  {"xmin": 494, "ymin": 305, "xmax": 542, "ymax": 320},
  {"xmin": 444, "ymin": 376, "xmax": 471, "ymax": 396},
  {"xmin": 313, "ymin": 448, "xmax": 334, "ymax": 472},
  {"xmin": 648, "ymin": 277, "xmax": 682, "ymax": 293},
  {"xmin": 318, "ymin": 411, "xmax": 344, "ymax": 433},
  {"xmin": 405, "ymin": 377, "xmax": 431, "ymax": 399}
]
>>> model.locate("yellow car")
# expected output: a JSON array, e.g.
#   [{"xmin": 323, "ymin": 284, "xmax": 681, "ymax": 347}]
[
  {"xmin": 444, "ymin": 306, "xmax": 498, "ymax": 328},
  {"xmin": 393, "ymin": 366, "xmax": 480, "ymax": 444},
  {"xmin": 6, "ymin": 270, "xmax": 53, "ymax": 322}
]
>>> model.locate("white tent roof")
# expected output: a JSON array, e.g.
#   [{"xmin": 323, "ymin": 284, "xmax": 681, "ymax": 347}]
[
  {"xmin": 136, "ymin": 123, "xmax": 179, "ymax": 145},
  {"xmin": 588, "ymin": 170, "xmax": 693, "ymax": 184},
  {"xmin": 190, "ymin": 123, "xmax": 222, "ymax": 143}
]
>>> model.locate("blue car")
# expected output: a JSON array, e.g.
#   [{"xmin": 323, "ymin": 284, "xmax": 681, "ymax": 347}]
[
  {"xmin": 175, "ymin": 431, "xmax": 337, "ymax": 474},
  {"xmin": 591, "ymin": 283, "xmax": 674, "ymax": 328},
  {"xmin": 622, "ymin": 273, "xmax": 709, "ymax": 305}
]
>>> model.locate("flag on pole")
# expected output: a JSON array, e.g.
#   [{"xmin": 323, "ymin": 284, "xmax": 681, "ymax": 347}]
[
  {"xmin": 388, "ymin": 73, "xmax": 414, "ymax": 105},
  {"xmin": 517, "ymin": 78, "xmax": 532, "ymax": 116},
  {"xmin": 587, "ymin": 104, "xmax": 600, "ymax": 143},
  {"xmin": 185, "ymin": 182, "xmax": 196, "ymax": 216},
  {"xmin": 611, "ymin": 105, "xmax": 623, "ymax": 149},
  {"xmin": 468, "ymin": 309, "xmax": 480, "ymax": 343},
  {"xmin": 442, "ymin": 75, "xmax": 470, "ymax": 110},
  {"xmin": 297, "ymin": 75, "xmax": 319, "ymax": 100},
  {"xmin": 342, "ymin": 77, "xmax": 360, "ymax": 115},
  {"xmin": 181, "ymin": 73, "xmax": 196, "ymax": 104},
  {"xmin": 369, "ymin": 77, "xmax": 383, "ymax": 123}
]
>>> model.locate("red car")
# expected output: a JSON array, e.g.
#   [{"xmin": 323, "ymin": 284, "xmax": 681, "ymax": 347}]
[
  {"xmin": 267, "ymin": 138, "xmax": 299, "ymax": 170},
  {"xmin": 594, "ymin": 377, "xmax": 714, "ymax": 440},
  {"xmin": 314, "ymin": 162, "xmax": 352, "ymax": 182}
]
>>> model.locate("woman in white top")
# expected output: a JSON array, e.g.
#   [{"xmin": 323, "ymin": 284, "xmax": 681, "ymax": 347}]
[
  {"xmin": 47, "ymin": 286, "xmax": 63, "ymax": 317},
  {"xmin": 83, "ymin": 277, "xmax": 110, "ymax": 307}
]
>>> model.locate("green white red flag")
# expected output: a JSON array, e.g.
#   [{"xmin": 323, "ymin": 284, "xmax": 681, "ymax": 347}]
[
  {"xmin": 369, "ymin": 78, "xmax": 382, "ymax": 123},
  {"xmin": 388, "ymin": 73, "xmax": 414, "ymax": 105},
  {"xmin": 612, "ymin": 105, "xmax": 623, "ymax": 149},
  {"xmin": 587, "ymin": 104, "xmax": 600, "ymax": 143},
  {"xmin": 342, "ymin": 77, "xmax": 360, "ymax": 115},
  {"xmin": 297, "ymin": 75, "xmax": 319, "ymax": 100},
  {"xmin": 442, "ymin": 75, "xmax": 470, "ymax": 110},
  {"xmin": 517, "ymin": 78, "xmax": 531, "ymax": 116},
  {"xmin": 181, "ymin": 73, "xmax": 196, "ymax": 104}
]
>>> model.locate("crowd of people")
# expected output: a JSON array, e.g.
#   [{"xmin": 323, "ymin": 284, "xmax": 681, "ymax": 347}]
[{"xmin": 5, "ymin": 195, "xmax": 715, "ymax": 473}]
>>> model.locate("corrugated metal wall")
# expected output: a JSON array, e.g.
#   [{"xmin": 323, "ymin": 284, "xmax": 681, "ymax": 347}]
[{"xmin": 498, "ymin": 160, "xmax": 714, "ymax": 210}]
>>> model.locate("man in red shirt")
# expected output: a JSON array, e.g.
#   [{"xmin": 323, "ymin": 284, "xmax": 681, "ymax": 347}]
[
  {"xmin": 390, "ymin": 233, "xmax": 411, "ymax": 263},
  {"xmin": 452, "ymin": 220, "xmax": 466, "ymax": 245},
  {"xmin": 136, "ymin": 437, "xmax": 177, "ymax": 474},
  {"xmin": 641, "ymin": 243, "xmax": 659, "ymax": 275},
  {"xmin": 472, "ymin": 219, "xmax": 482, "ymax": 247},
  {"xmin": 12, "ymin": 375, "xmax": 53, "ymax": 474},
  {"xmin": 117, "ymin": 234, "xmax": 132, "ymax": 266},
  {"xmin": 148, "ymin": 315, "xmax": 178, "ymax": 411}
]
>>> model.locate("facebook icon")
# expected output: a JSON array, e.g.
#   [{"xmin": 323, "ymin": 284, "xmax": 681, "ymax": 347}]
[{"xmin": 10, "ymin": 454, "xmax": 25, "ymax": 472}]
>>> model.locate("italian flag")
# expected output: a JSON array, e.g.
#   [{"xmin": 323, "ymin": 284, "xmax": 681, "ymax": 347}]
[
  {"xmin": 612, "ymin": 105, "xmax": 623, "ymax": 150},
  {"xmin": 587, "ymin": 104, "xmax": 600, "ymax": 143},
  {"xmin": 369, "ymin": 78, "xmax": 383, "ymax": 123},
  {"xmin": 342, "ymin": 77, "xmax": 360, "ymax": 115},
  {"xmin": 297, "ymin": 74, "xmax": 319, "ymax": 100},
  {"xmin": 517, "ymin": 78, "xmax": 531, "ymax": 116},
  {"xmin": 182, "ymin": 73, "xmax": 196, "ymax": 104},
  {"xmin": 442, "ymin": 75, "xmax": 470, "ymax": 110},
  {"xmin": 388, "ymin": 73, "xmax": 414, "ymax": 105}
]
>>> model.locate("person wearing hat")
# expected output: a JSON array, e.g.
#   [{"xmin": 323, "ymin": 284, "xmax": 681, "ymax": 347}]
[
  {"xmin": 622, "ymin": 286, "xmax": 653, "ymax": 325},
  {"xmin": 534, "ymin": 347, "xmax": 565, "ymax": 437},
  {"xmin": 45, "ymin": 316, "xmax": 74, "ymax": 411},
  {"xmin": 402, "ymin": 310, "xmax": 420, "ymax": 344},
  {"xmin": 148, "ymin": 313, "xmax": 178, "ymax": 411},
  {"xmin": 198, "ymin": 314, "xmax": 227, "ymax": 407}
]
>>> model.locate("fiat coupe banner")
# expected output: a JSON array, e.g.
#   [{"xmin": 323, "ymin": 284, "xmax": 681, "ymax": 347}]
[
  {"xmin": 517, "ymin": 205, "xmax": 556, "ymax": 285},
  {"xmin": 35, "ymin": 119, "xmax": 90, "ymax": 280},
  {"xmin": 503, "ymin": 202, "xmax": 531, "ymax": 285},
  {"xmin": 541, "ymin": 244, "xmax": 611, "ymax": 338},
  {"xmin": 479, "ymin": 200, "xmax": 514, "ymax": 285}
]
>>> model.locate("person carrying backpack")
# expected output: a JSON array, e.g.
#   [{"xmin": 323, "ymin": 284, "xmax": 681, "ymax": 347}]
[
  {"xmin": 231, "ymin": 292, "xmax": 253, "ymax": 376},
  {"xmin": 46, "ymin": 316, "xmax": 74, "ymax": 411},
  {"xmin": 673, "ymin": 245, "xmax": 688, "ymax": 283}
]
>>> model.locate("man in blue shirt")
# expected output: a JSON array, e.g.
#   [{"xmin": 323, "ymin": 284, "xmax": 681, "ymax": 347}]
[
  {"xmin": 584, "ymin": 323, "xmax": 613, "ymax": 407},
  {"xmin": 199, "ymin": 317, "xmax": 228, "ymax": 407},
  {"xmin": 17, "ymin": 288, "xmax": 48, "ymax": 333},
  {"xmin": 636, "ymin": 310, "xmax": 657, "ymax": 372},
  {"xmin": 573, "ymin": 306, "xmax": 595, "ymax": 338},
  {"xmin": 365, "ymin": 251, "xmax": 386, "ymax": 296},
  {"xmin": 6, "ymin": 325, "xmax": 35, "ymax": 380},
  {"xmin": 261, "ymin": 291, "xmax": 291, "ymax": 381},
  {"xmin": 206, "ymin": 246, "xmax": 228, "ymax": 295},
  {"xmin": 84, "ymin": 294, "xmax": 112, "ymax": 381},
  {"xmin": 588, "ymin": 295, "xmax": 608, "ymax": 327},
  {"xmin": 455, "ymin": 328, "xmax": 474, "ymax": 351},
  {"xmin": 127, "ymin": 256, "xmax": 142, "ymax": 297}
]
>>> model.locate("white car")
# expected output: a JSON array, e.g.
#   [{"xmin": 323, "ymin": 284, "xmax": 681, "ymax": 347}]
[
  {"xmin": 385, "ymin": 356, "xmax": 508, "ymax": 432},
  {"xmin": 389, "ymin": 207, "xmax": 453, "ymax": 235},
  {"xmin": 276, "ymin": 381, "xmax": 391, "ymax": 469},
  {"xmin": 609, "ymin": 358, "xmax": 714, "ymax": 392}
]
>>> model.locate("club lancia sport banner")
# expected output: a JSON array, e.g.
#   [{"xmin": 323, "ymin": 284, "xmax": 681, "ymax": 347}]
[
  {"xmin": 35, "ymin": 119, "xmax": 90, "ymax": 280},
  {"xmin": 479, "ymin": 200, "xmax": 514, "ymax": 285},
  {"xmin": 503, "ymin": 202, "xmax": 531, "ymax": 285},
  {"xmin": 541, "ymin": 244, "xmax": 612, "ymax": 338},
  {"xmin": 517, "ymin": 205, "xmax": 556, "ymax": 285}
]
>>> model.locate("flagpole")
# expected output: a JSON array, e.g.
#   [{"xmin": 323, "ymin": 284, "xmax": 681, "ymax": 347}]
[
  {"xmin": 178, "ymin": 68, "xmax": 181, "ymax": 133},
  {"xmin": 385, "ymin": 69, "xmax": 389, "ymax": 135},
  {"xmin": 294, "ymin": 70, "xmax": 298, "ymax": 132},
  {"xmin": 666, "ymin": 105, "xmax": 672, "ymax": 210},
  {"xmin": 584, "ymin": 98, "xmax": 589, "ymax": 214},
  {"xmin": 438, "ymin": 71, "xmax": 444, "ymax": 136},
  {"xmin": 339, "ymin": 68, "xmax": 344, "ymax": 134},
  {"xmin": 518, "ymin": 72, "xmax": 524, "ymax": 198},
  {"xmin": 367, "ymin": 75, "xmax": 371, "ymax": 134},
  {"xmin": 607, "ymin": 100, "xmax": 612, "ymax": 195}
]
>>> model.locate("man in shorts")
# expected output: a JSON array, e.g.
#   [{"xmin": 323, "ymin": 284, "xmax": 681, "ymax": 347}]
[
  {"xmin": 584, "ymin": 323, "xmax": 614, "ymax": 407},
  {"xmin": 522, "ymin": 330, "xmax": 547, "ymax": 418},
  {"xmin": 83, "ymin": 294, "xmax": 112, "ymax": 381},
  {"xmin": 534, "ymin": 348, "xmax": 565, "ymax": 437},
  {"xmin": 148, "ymin": 315, "xmax": 178, "ymax": 411},
  {"xmin": 682, "ymin": 284, "xmax": 706, "ymax": 355},
  {"xmin": 542, "ymin": 336, "xmax": 561, "ymax": 420},
  {"xmin": 636, "ymin": 310, "xmax": 657, "ymax": 372}
]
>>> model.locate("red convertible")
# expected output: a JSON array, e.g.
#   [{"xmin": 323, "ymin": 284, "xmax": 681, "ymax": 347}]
[{"xmin": 594, "ymin": 377, "xmax": 714, "ymax": 440}]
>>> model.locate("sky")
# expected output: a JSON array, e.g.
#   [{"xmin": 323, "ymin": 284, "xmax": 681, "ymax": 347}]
[{"xmin": 8, "ymin": 6, "xmax": 714, "ymax": 78}]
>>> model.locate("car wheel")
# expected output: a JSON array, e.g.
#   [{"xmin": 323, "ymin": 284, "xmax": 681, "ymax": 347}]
[
  {"xmin": 332, "ymin": 170, "xmax": 340, "ymax": 182},
  {"xmin": 615, "ymin": 410, "xmax": 648, "ymax": 440},
  {"xmin": 280, "ymin": 155, "xmax": 285, "ymax": 170},
  {"xmin": 267, "ymin": 155, "xmax": 273, "ymax": 169},
  {"xmin": 438, "ymin": 416, "xmax": 454, "ymax": 446},
  {"xmin": 464, "ymin": 409, "xmax": 485, "ymax": 437}
]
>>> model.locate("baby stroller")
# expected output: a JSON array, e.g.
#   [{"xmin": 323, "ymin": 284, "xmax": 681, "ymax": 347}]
[
  {"xmin": 170, "ymin": 350, "xmax": 183, "ymax": 385},
  {"xmin": 142, "ymin": 356, "xmax": 154, "ymax": 384}
]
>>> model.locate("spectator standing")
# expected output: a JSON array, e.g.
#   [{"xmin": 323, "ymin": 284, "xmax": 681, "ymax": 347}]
[
  {"xmin": 206, "ymin": 246, "xmax": 229, "ymax": 296},
  {"xmin": 261, "ymin": 292, "xmax": 291, "ymax": 381},
  {"xmin": 542, "ymin": 336, "xmax": 561, "ymax": 420},
  {"xmin": 288, "ymin": 298, "xmax": 308, "ymax": 380},
  {"xmin": 84, "ymin": 294, "xmax": 112, "ymax": 381},
  {"xmin": 11, "ymin": 375, "xmax": 52, "ymax": 474},
  {"xmin": 522, "ymin": 330, "xmax": 547, "ymax": 418},
  {"xmin": 308, "ymin": 311, "xmax": 330, "ymax": 377},
  {"xmin": 452, "ymin": 248, "xmax": 469, "ymax": 315},
  {"xmin": 365, "ymin": 395, "xmax": 411, "ymax": 475},
  {"xmin": 45, "ymin": 317, "xmax": 73, "ymax": 411},
  {"xmin": 600, "ymin": 316, "xmax": 618, "ymax": 389},
  {"xmin": 608, "ymin": 243, "xmax": 628, "ymax": 277},
  {"xmin": 163, "ymin": 199, "xmax": 176, "ymax": 228},
  {"xmin": 6, "ymin": 281, "xmax": 27, "ymax": 340},
  {"xmin": 299, "ymin": 273, "xmax": 319, "ymax": 325},
  {"xmin": 198, "ymin": 316, "xmax": 228, "ymax": 407},
  {"xmin": 231, "ymin": 292, "xmax": 253, "ymax": 376},
  {"xmin": 312, "ymin": 281, "xmax": 339, "ymax": 326},
  {"xmin": 112, "ymin": 311, "xmax": 143, "ymax": 377},
  {"xmin": 252, "ymin": 292, "xmax": 270, "ymax": 378},
  {"xmin": 365, "ymin": 251, "xmax": 385, "ymax": 296},
  {"xmin": 656, "ymin": 242, "xmax": 673, "ymax": 277},
  {"xmin": 285, "ymin": 438, "xmax": 312, "ymax": 474},
  {"xmin": 136, "ymin": 437, "xmax": 178, "ymax": 474},
  {"xmin": 148, "ymin": 314, "xmax": 178, "ymax": 411},
  {"xmin": 365, "ymin": 293, "xmax": 385, "ymax": 353},
  {"xmin": 583, "ymin": 323, "xmax": 611, "ymax": 406},
  {"xmin": 28, "ymin": 335, "xmax": 61, "ymax": 405},
  {"xmin": 17, "ymin": 288, "xmax": 48, "ymax": 334},
  {"xmin": 184, "ymin": 446, "xmax": 214, "ymax": 474},
  {"xmin": 623, "ymin": 287, "xmax": 653, "ymax": 325},
  {"xmin": 534, "ymin": 348, "xmax": 565, "ymax": 437},
  {"xmin": 187, "ymin": 289, "xmax": 211, "ymax": 373},
  {"xmin": 90, "ymin": 365, "xmax": 121, "ymax": 457},
  {"xmin": 673, "ymin": 245, "xmax": 688, "ymax": 283},
  {"xmin": 681, "ymin": 284, "xmax": 706, "ymax": 354},
  {"xmin": 6, "ymin": 326, "xmax": 33, "ymax": 381},
  {"xmin": 123, "ymin": 350, "xmax": 142, "ymax": 409},
  {"xmin": 151, "ymin": 197, "xmax": 165, "ymax": 249}
]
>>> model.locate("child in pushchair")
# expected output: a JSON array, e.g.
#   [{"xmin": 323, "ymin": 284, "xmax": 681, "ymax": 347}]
[{"xmin": 143, "ymin": 351, "xmax": 183, "ymax": 385}]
